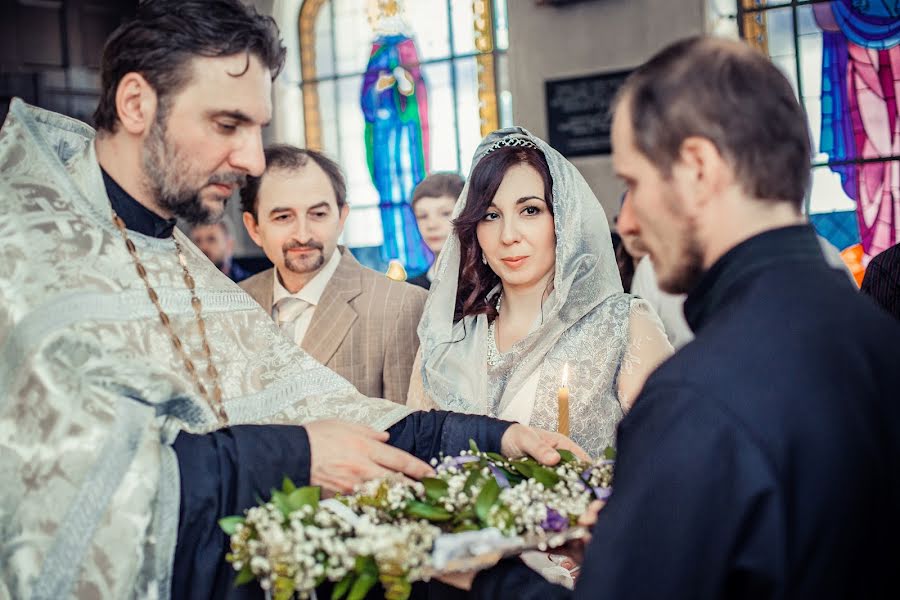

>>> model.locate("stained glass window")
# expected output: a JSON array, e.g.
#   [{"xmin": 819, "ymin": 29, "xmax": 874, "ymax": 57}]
[
  {"xmin": 734, "ymin": 0, "xmax": 900, "ymax": 282},
  {"xmin": 293, "ymin": 0, "xmax": 511, "ymax": 273}
]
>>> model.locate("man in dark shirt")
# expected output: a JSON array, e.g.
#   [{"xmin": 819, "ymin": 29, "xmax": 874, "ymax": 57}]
[
  {"xmin": 442, "ymin": 36, "xmax": 900, "ymax": 600},
  {"xmin": 861, "ymin": 242, "xmax": 900, "ymax": 320}
]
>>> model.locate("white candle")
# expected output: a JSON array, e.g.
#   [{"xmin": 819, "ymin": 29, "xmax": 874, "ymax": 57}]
[{"xmin": 557, "ymin": 363, "xmax": 570, "ymax": 436}]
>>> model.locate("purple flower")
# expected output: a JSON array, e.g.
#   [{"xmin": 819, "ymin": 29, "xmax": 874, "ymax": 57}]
[
  {"xmin": 592, "ymin": 487, "xmax": 612, "ymax": 500},
  {"xmin": 488, "ymin": 464, "xmax": 510, "ymax": 489},
  {"xmin": 541, "ymin": 508, "xmax": 569, "ymax": 532}
]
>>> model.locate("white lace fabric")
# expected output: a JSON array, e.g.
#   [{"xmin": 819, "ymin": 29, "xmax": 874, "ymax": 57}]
[
  {"xmin": 411, "ymin": 127, "xmax": 673, "ymax": 457},
  {"xmin": 616, "ymin": 299, "xmax": 674, "ymax": 411}
]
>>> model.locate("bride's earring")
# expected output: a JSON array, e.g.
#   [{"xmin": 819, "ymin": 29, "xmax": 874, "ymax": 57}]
[{"xmin": 481, "ymin": 253, "xmax": 487, "ymax": 265}]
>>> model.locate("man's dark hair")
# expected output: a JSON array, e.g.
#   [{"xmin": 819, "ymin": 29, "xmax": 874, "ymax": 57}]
[
  {"xmin": 616, "ymin": 36, "xmax": 811, "ymax": 208},
  {"xmin": 93, "ymin": 0, "xmax": 286, "ymax": 132},
  {"xmin": 240, "ymin": 144, "xmax": 347, "ymax": 219},
  {"xmin": 412, "ymin": 172, "xmax": 465, "ymax": 208}
]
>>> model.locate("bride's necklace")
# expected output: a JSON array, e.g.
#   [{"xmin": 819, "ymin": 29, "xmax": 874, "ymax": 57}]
[{"xmin": 111, "ymin": 210, "xmax": 228, "ymax": 425}]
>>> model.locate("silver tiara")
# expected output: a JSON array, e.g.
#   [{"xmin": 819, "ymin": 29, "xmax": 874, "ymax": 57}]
[{"xmin": 484, "ymin": 136, "xmax": 538, "ymax": 154}]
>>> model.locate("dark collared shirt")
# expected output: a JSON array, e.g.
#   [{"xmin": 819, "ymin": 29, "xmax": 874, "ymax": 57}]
[
  {"xmin": 684, "ymin": 224, "xmax": 830, "ymax": 332},
  {"xmin": 101, "ymin": 168, "xmax": 177, "ymax": 238},
  {"xmin": 471, "ymin": 224, "xmax": 900, "ymax": 600}
]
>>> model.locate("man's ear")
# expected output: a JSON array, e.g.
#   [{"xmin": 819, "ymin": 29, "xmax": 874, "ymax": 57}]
[
  {"xmin": 337, "ymin": 203, "xmax": 350, "ymax": 230},
  {"xmin": 242, "ymin": 211, "xmax": 263, "ymax": 248},
  {"xmin": 674, "ymin": 136, "xmax": 727, "ymax": 212},
  {"xmin": 115, "ymin": 72, "xmax": 158, "ymax": 136}
]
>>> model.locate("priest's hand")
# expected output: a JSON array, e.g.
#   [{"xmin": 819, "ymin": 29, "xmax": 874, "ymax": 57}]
[
  {"xmin": 305, "ymin": 420, "xmax": 434, "ymax": 494},
  {"xmin": 500, "ymin": 423, "xmax": 590, "ymax": 465}
]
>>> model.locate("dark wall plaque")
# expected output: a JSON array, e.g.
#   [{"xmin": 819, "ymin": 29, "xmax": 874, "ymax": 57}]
[{"xmin": 545, "ymin": 69, "xmax": 632, "ymax": 158}]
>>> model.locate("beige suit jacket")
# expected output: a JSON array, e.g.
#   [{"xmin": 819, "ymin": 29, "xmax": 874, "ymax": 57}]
[{"xmin": 240, "ymin": 247, "xmax": 427, "ymax": 403}]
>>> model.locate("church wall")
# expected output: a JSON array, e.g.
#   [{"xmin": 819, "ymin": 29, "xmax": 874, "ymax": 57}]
[{"xmin": 505, "ymin": 0, "xmax": 706, "ymax": 225}]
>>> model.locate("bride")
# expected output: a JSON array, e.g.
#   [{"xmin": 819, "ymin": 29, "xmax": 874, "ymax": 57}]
[{"xmin": 408, "ymin": 128, "xmax": 672, "ymax": 458}]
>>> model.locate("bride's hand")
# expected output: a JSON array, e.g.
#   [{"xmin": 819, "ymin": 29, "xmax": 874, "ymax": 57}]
[{"xmin": 500, "ymin": 423, "xmax": 591, "ymax": 465}]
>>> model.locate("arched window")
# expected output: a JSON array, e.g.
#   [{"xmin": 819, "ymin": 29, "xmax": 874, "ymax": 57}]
[
  {"xmin": 733, "ymin": 0, "xmax": 900, "ymax": 283},
  {"xmin": 284, "ymin": 0, "xmax": 511, "ymax": 273}
]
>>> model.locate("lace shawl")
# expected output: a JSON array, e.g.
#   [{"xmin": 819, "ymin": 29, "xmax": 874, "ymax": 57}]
[{"xmin": 416, "ymin": 127, "xmax": 671, "ymax": 457}]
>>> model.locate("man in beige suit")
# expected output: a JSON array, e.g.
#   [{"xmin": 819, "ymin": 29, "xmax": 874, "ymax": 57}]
[{"xmin": 240, "ymin": 144, "xmax": 426, "ymax": 403}]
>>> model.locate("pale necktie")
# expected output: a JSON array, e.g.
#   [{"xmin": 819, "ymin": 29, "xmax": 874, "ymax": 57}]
[{"xmin": 274, "ymin": 296, "xmax": 310, "ymax": 341}]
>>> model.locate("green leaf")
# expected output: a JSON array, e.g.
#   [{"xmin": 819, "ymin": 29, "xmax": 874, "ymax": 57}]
[
  {"xmin": 282, "ymin": 476, "xmax": 297, "ymax": 494},
  {"xmin": 509, "ymin": 461, "xmax": 534, "ymax": 478},
  {"xmin": 287, "ymin": 486, "xmax": 320, "ymax": 512},
  {"xmin": 475, "ymin": 478, "xmax": 501, "ymax": 524},
  {"xmin": 356, "ymin": 555, "xmax": 379, "ymax": 574},
  {"xmin": 529, "ymin": 464, "xmax": 561, "ymax": 488},
  {"xmin": 274, "ymin": 575, "xmax": 295, "ymax": 600},
  {"xmin": 603, "ymin": 446, "xmax": 617, "ymax": 460},
  {"xmin": 556, "ymin": 449, "xmax": 576, "ymax": 463},
  {"xmin": 332, "ymin": 574, "xmax": 355, "ymax": 600},
  {"xmin": 486, "ymin": 452, "xmax": 506, "ymax": 463},
  {"xmin": 421, "ymin": 477, "xmax": 449, "ymax": 502},
  {"xmin": 234, "ymin": 564, "xmax": 254, "ymax": 586},
  {"xmin": 405, "ymin": 500, "xmax": 453, "ymax": 522},
  {"xmin": 218, "ymin": 515, "xmax": 245, "ymax": 536},
  {"xmin": 347, "ymin": 572, "xmax": 377, "ymax": 600},
  {"xmin": 469, "ymin": 439, "xmax": 480, "ymax": 454},
  {"xmin": 348, "ymin": 557, "xmax": 379, "ymax": 600},
  {"xmin": 271, "ymin": 490, "xmax": 291, "ymax": 517}
]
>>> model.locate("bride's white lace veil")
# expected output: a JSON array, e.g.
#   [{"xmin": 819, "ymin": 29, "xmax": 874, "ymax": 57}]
[{"xmin": 417, "ymin": 127, "xmax": 624, "ymax": 415}]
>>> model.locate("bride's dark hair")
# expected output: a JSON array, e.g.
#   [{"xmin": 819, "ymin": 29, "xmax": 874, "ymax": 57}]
[{"xmin": 453, "ymin": 145, "xmax": 554, "ymax": 323}]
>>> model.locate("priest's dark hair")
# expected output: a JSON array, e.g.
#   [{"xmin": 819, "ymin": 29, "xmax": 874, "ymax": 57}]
[
  {"xmin": 615, "ymin": 36, "xmax": 811, "ymax": 209},
  {"xmin": 93, "ymin": 0, "xmax": 285, "ymax": 133}
]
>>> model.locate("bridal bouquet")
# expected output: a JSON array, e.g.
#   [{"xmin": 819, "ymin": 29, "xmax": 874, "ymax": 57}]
[{"xmin": 220, "ymin": 442, "xmax": 614, "ymax": 600}]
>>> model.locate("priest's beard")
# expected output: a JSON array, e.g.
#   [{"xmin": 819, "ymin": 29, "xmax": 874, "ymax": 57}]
[{"xmin": 141, "ymin": 110, "xmax": 246, "ymax": 225}]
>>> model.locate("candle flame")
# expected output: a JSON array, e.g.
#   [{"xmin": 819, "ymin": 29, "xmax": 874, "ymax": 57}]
[{"xmin": 561, "ymin": 363, "xmax": 569, "ymax": 388}]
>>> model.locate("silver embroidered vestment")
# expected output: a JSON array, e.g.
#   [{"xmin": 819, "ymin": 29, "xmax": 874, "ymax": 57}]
[{"xmin": 0, "ymin": 100, "xmax": 412, "ymax": 599}]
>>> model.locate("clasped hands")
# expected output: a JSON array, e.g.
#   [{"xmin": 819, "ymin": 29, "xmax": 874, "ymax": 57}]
[{"xmin": 304, "ymin": 419, "xmax": 589, "ymax": 494}]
